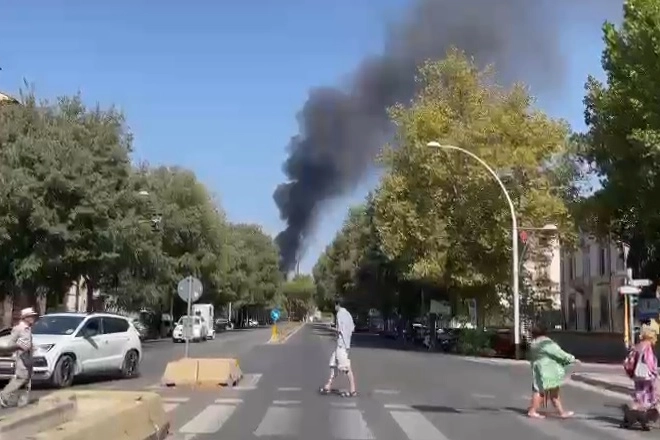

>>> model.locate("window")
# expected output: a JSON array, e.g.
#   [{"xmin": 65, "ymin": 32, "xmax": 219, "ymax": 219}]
[
  {"xmin": 33, "ymin": 316, "xmax": 84, "ymax": 336},
  {"xmin": 77, "ymin": 317, "xmax": 102, "ymax": 337},
  {"xmin": 103, "ymin": 317, "xmax": 129, "ymax": 334},
  {"xmin": 600, "ymin": 293, "xmax": 610, "ymax": 330},
  {"xmin": 599, "ymin": 246, "xmax": 607, "ymax": 276},
  {"xmin": 583, "ymin": 250, "xmax": 591, "ymax": 278}
]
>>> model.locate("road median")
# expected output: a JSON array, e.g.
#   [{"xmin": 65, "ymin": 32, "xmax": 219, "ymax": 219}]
[
  {"xmin": 268, "ymin": 321, "xmax": 304, "ymax": 344},
  {"xmin": 1, "ymin": 390, "xmax": 169, "ymax": 440}
]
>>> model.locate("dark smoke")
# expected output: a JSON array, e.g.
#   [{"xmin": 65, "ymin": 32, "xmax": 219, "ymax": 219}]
[{"xmin": 274, "ymin": 0, "xmax": 619, "ymax": 271}]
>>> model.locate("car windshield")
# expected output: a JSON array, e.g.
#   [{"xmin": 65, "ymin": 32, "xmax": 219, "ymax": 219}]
[
  {"xmin": 177, "ymin": 316, "xmax": 201, "ymax": 326},
  {"xmin": 32, "ymin": 315, "xmax": 85, "ymax": 335}
]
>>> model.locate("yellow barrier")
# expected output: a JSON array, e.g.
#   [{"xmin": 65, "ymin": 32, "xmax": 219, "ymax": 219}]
[
  {"xmin": 161, "ymin": 357, "xmax": 242, "ymax": 388},
  {"xmin": 14, "ymin": 390, "xmax": 168, "ymax": 440},
  {"xmin": 0, "ymin": 393, "xmax": 77, "ymax": 438}
]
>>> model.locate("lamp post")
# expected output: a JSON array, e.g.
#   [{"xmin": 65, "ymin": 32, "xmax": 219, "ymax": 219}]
[{"xmin": 426, "ymin": 141, "xmax": 522, "ymax": 357}]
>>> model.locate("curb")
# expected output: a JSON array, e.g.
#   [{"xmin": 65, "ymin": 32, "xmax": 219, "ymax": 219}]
[{"xmin": 570, "ymin": 373, "xmax": 631, "ymax": 395}]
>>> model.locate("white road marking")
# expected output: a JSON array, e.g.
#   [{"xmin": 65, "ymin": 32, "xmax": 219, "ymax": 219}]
[
  {"xmin": 214, "ymin": 398, "xmax": 243, "ymax": 404},
  {"xmin": 390, "ymin": 410, "xmax": 449, "ymax": 440},
  {"xmin": 164, "ymin": 397, "xmax": 190, "ymax": 403},
  {"xmin": 384, "ymin": 403, "xmax": 413, "ymax": 410},
  {"xmin": 373, "ymin": 389, "xmax": 400, "ymax": 395},
  {"xmin": 330, "ymin": 408, "xmax": 375, "ymax": 439},
  {"xmin": 234, "ymin": 373, "xmax": 262, "ymax": 390},
  {"xmin": 179, "ymin": 404, "xmax": 237, "ymax": 434},
  {"xmin": 471, "ymin": 393, "xmax": 495, "ymax": 399},
  {"xmin": 254, "ymin": 406, "xmax": 301, "ymax": 437},
  {"xmin": 331, "ymin": 401, "xmax": 357, "ymax": 407},
  {"xmin": 278, "ymin": 386, "xmax": 301, "ymax": 391},
  {"xmin": 272, "ymin": 399, "xmax": 300, "ymax": 405}
]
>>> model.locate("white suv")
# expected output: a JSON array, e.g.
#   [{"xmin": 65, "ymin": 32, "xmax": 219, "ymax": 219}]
[{"xmin": 0, "ymin": 312, "xmax": 142, "ymax": 388}]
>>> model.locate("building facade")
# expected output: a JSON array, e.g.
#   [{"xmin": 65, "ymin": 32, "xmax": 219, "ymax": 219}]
[{"xmin": 560, "ymin": 234, "xmax": 626, "ymax": 332}]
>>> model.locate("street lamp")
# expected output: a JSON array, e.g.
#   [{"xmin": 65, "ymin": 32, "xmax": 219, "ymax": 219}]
[{"xmin": 426, "ymin": 141, "xmax": 522, "ymax": 357}]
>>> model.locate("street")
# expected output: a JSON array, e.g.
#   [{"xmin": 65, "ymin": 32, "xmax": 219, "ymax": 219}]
[
  {"xmin": 23, "ymin": 322, "xmax": 649, "ymax": 439},
  {"xmin": 11, "ymin": 323, "xmax": 651, "ymax": 439}
]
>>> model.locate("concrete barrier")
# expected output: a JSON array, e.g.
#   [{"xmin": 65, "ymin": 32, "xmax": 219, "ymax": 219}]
[
  {"xmin": 161, "ymin": 357, "xmax": 198, "ymax": 387},
  {"xmin": 26, "ymin": 390, "xmax": 168, "ymax": 440},
  {"xmin": 161, "ymin": 357, "xmax": 242, "ymax": 388},
  {"xmin": 0, "ymin": 393, "xmax": 77, "ymax": 439}
]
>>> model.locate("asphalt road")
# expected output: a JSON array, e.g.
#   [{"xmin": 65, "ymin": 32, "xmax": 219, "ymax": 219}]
[
  {"xmin": 5, "ymin": 323, "xmax": 654, "ymax": 439},
  {"xmin": 21, "ymin": 326, "xmax": 273, "ymax": 400}
]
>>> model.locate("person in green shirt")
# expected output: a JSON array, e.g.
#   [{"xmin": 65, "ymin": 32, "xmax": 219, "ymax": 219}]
[{"xmin": 527, "ymin": 325, "xmax": 579, "ymax": 418}]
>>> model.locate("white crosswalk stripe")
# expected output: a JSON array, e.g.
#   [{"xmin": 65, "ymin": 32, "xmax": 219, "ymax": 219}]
[
  {"xmin": 161, "ymin": 395, "xmax": 645, "ymax": 440},
  {"xmin": 233, "ymin": 373, "xmax": 262, "ymax": 390}
]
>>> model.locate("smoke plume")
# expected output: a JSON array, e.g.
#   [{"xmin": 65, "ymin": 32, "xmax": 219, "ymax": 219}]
[{"xmin": 274, "ymin": 0, "xmax": 617, "ymax": 271}]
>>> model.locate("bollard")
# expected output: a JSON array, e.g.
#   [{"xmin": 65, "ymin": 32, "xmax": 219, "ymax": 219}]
[{"xmin": 271, "ymin": 324, "xmax": 278, "ymax": 340}]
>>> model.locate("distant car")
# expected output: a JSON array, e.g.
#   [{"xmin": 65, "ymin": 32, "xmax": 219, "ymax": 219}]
[
  {"xmin": 0, "ymin": 313, "xmax": 142, "ymax": 388},
  {"xmin": 248, "ymin": 319, "xmax": 258, "ymax": 328},
  {"xmin": 215, "ymin": 318, "xmax": 233, "ymax": 331},
  {"xmin": 172, "ymin": 315, "xmax": 207, "ymax": 342}
]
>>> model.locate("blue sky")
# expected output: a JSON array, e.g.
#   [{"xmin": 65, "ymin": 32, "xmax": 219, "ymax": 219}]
[{"xmin": 0, "ymin": 1, "xmax": 619, "ymax": 273}]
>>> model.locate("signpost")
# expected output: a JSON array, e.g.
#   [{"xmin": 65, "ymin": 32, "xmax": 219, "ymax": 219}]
[
  {"xmin": 177, "ymin": 276, "xmax": 203, "ymax": 357},
  {"xmin": 270, "ymin": 308, "xmax": 280, "ymax": 340},
  {"xmin": 618, "ymin": 268, "xmax": 653, "ymax": 347}
]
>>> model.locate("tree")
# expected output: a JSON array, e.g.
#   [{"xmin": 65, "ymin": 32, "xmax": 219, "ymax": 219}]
[
  {"xmin": 373, "ymin": 49, "xmax": 577, "ymax": 318},
  {"xmin": 282, "ymin": 274, "xmax": 315, "ymax": 320},
  {"xmin": 312, "ymin": 196, "xmax": 400, "ymax": 317},
  {"xmin": 0, "ymin": 88, "xmax": 284, "ymax": 324},
  {"xmin": 0, "ymin": 93, "xmax": 136, "ymax": 312},
  {"xmin": 224, "ymin": 223, "xmax": 282, "ymax": 308},
  {"xmin": 579, "ymin": 0, "xmax": 660, "ymax": 278}
]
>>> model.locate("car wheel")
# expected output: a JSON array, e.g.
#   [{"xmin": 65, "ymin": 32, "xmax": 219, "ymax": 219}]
[
  {"xmin": 121, "ymin": 350, "xmax": 140, "ymax": 378},
  {"xmin": 51, "ymin": 354, "xmax": 75, "ymax": 388}
]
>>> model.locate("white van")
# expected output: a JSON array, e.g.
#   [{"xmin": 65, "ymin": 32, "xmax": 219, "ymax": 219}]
[{"xmin": 192, "ymin": 304, "xmax": 215, "ymax": 340}]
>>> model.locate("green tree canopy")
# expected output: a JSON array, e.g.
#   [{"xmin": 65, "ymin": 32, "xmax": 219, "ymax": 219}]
[
  {"xmin": 282, "ymin": 274, "xmax": 315, "ymax": 320},
  {"xmin": 579, "ymin": 0, "xmax": 660, "ymax": 277}
]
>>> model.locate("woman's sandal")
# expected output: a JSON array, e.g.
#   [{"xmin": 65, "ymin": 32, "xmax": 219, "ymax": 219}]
[
  {"xmin": 318, "ymin": 387, "xmax": 331, "ymax": 394},
  {"xmin": 340, "ymin": 390, "xmax": 357, "ymax": 398},
  {"xmin": 527, "ymin": 412, "xmax": 545, "ymax": 419}
]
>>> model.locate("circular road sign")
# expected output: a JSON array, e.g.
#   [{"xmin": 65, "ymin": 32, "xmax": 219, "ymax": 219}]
[
  {"xmin": 177, "ymin": 276, "xmax": 203, "ymax": 302},
  {"xmin": 270, "ymin": 309, "xmax": 280, "ymax": 322}
]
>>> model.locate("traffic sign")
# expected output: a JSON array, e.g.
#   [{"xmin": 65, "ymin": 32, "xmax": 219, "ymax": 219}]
[
  {"xmin": 631, "ymin": 279, "xmax": 652, "ymax": 287},
  {"xmin": 177, "ymin": 276, "xmax": 203, "ymax": 302},
  {"xmin": 270, "ymin": 309, "xmax": 280, "ymax": 322},
  {"xmin": 619, "ymin": 285, "xmax": 641, "ymax": 295}
]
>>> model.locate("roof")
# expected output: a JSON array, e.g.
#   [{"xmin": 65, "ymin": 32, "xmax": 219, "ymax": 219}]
[
  {"xmin": 0, "ymin": 91, "xmax": 18, "ymax": 103},
  {"xmin": 45, "ymin": 312, "xmax": 129, "ymax": 319}
]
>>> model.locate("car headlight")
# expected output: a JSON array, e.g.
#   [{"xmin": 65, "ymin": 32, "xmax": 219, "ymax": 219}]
[{"xmin": 37, "ymin": 344, "xmax": 54, "ymax": 352}]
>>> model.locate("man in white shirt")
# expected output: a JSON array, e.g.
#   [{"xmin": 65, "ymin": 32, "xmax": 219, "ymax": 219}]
[{"xmin": 319, "ymin": 299, "xmax": 357, "ymax": 397}]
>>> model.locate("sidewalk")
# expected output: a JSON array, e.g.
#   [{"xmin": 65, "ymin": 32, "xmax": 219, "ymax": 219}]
[{"xmin": 571, "ymin": 372, "xmax": 632, "ymax": 395}]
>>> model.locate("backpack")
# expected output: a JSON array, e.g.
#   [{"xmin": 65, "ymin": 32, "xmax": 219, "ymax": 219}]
[{"xmin": 624, "ymin": 349, "xmax": 638, "ymax": 378}]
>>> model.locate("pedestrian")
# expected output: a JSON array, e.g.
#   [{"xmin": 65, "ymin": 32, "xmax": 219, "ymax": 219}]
[
  {"xmin": 0, "ymin": 307, "xmax": 38, "ymax": 408},
  {"xmin": 319, "ymin": 299, "xmax": 357, "ymax": 397},
  {"xmin": 626, "ymin": 324, "xmax": 658, "ymax": 410},
  {"xmin": 527, "ymin": 325, "xmax": 577, "ymax": 419}
]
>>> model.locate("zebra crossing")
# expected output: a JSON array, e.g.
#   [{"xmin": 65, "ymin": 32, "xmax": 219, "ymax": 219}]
[{"xmin": 156, "ymin": 388, "xmax": 654, "ymax": 439}]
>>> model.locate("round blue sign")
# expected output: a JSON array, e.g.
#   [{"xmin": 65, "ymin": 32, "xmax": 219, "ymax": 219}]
[{"xmin": 270, "ymin": 309, "xmax": 280, "ymax": 322}]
